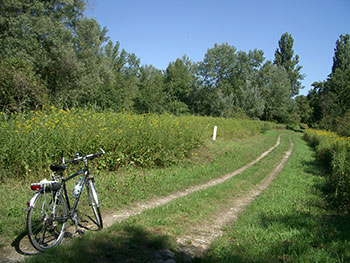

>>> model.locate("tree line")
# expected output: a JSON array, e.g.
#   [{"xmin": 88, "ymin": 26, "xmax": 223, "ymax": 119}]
[
  {"xmin": 1, "ymin": 0, "xmax": 349, "ymax": 132},
  {"xmin": 302, "ymin": 34, "xmax": 350, "ymax": 136}
]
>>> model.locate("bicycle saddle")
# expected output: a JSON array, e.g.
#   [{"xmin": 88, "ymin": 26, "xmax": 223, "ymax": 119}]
[{"xmin": 50, "ymin": 164, "xmax": 68, "ymax": 172}]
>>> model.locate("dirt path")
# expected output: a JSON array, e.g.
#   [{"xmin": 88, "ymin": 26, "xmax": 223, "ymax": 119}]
[
  {"xmin": 176, "ymin": 139, "xmax": 294, "ymax": 258},
  {"xmin": 102, "ymin": 135, "xmax": 281, "ymax": 228},
  {"xmin": 0, "ymin": 135, "xmax": 282, "ymax": 262}
]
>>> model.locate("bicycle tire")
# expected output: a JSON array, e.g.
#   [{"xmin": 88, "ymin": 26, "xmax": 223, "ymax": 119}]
[
  {"xmin": 87, "ymin": 179, "xmax": 103, "ymax": 229},
  {"xmin": 27, "ymin": 190, "xmax": 67, "ymax": 251}
]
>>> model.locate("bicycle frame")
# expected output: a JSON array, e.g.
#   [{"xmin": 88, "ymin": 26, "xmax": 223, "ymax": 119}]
[{"xmin": 61, "ymin": 157, "xmax": 91, "ymax": 218}]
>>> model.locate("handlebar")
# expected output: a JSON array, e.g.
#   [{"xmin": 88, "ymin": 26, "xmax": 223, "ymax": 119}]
[{"xmin": 62, "ymin": 148, "xmax": 105, "ymax": 164}]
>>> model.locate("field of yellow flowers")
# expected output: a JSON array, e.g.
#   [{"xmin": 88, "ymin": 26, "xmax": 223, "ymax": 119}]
[
  {"xmin": 304, "ymin": 129, "xmax": 350, "ymax": 213},
  {"xmin": 0, "ymin": 107, "xmax": 275, "ymax": 181}
]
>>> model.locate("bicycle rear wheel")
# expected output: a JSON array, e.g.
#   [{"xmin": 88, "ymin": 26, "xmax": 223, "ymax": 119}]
[
  {"xmin": 87, "ymin": 179, "xmax": 103, "ymax": 229},
  {"xmin": 27, "ymin": 190, "xmax": 67, "ymax": 251}
]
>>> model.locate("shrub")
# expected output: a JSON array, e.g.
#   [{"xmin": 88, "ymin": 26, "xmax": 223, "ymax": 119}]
[
  {"xmin": 303, "ymin": 129, "xmax": 350, "ymax": 213},
  {"xmin": 330, "ymin": 142, "xmax": 350, "ymax": 211}
]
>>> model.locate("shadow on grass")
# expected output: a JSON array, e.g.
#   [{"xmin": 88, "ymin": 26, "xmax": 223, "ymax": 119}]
[
  {"xmin": 25, "ymin": 224, "xmax": 191, "ymax": 263},
  {"xmin": 197, "ymin": 211, "xmax": 350, "ymax": 263},
  {"xmin": 10, "ymin": 229, "xmax": 39, "ymax": 256},
  {"xmin": 195, "ymin": 145, "xmax": 350, "ymax": 263}
]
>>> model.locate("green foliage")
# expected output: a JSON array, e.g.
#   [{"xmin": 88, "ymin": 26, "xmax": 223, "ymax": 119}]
[
  {"xmin": 307, "ymin": 34, "xmax": 350, "ymax": 131},
  {"xmin": 0, "ymin": 1, "xmax": 305, "ymax": 124},
  {"xmin": 332, "ymin": 34, "xmax": 350, "ymax": 74},
  {"xmin": 0, "ymin": 58, "xmax": 48, "ymax": 112},
  {"xmin": 164, "ymin": 57, "xmax": 194, "ymax": 104},
  {"xmin": 331, "ymin": 142, "xmax": 350, "ymax": 212},
  {"xmin": 194, "ymin": 43, "xmax": 269, "ymax": 118},
  {"xmin": 94, "ymin": 41, "xmax": 140, "ymax": 111},
  {"xmin": 0, "ymin": 0, "xmax": 85, "ymax": 98},
  {"xmin": 336, "ymin": 111, "xmax": 350, "ymax": 137},
  {"xmin": 258, "ymin": 62, "xmax": 296, "ymax": 123},
  {"xmin": 134, "ymin": 65, "xmax": 167, "ymax": 114},
  {"xmin": 202, "ymin": 134, "xmax": 350, "ymax": 262},
  {"xmin": 165, "ymin": 100, "xmax": 190, "ymax": 115},
  {"xmin": 197, "ymin": 43, "xmax": 238, "ymax": 94},
  {"xmin": 274, "ymin": 32, "xmax": 305, "ymax": 96},
  {"xmin": 295, "ymin": 95, "xmax": 312, "ymax": 124},
  {"xmin": 0, "ymin": 108, "xmax": 278, "ymax": 181},
  {"xmin": 303, "ymin": 129, "xmax": 350, "ymax": 214},
  {"xmin": 236, "ymin": 80, "xmax": 265, "ymax": 119},
  {"xmin": 0, "ymin": 130, "xmax": 282, "ymax": 242}
]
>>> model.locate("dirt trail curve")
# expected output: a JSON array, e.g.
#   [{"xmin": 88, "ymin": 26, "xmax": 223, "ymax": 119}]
[
  {"xmin": 102, "ymin": 135, "xmax": 281, "ymax": 228},
  {"xmin": 177, "ymin": 139, "xmax": 294, "ymax": 257},
  {"xmin": 0, "ymin": 135, "xmax": 282, "ymax": 262}
]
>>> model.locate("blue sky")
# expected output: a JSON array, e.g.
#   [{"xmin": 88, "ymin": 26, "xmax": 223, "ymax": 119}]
[{"xmin": 85, "ymin": 0, "xmax": 349, "ymax": 96}]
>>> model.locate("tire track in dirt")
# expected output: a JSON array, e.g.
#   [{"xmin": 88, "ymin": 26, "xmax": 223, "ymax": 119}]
[
  {"xmin": 103, "ymin": 135, "xmax": 281, "ymax": 228},
  {"xmin": 176, "ymin": 138, "xmax": 294, "ymax": 258},
  {"xmin": 0, "ymin": 135, "xmax": 281, "ymax": 262}
]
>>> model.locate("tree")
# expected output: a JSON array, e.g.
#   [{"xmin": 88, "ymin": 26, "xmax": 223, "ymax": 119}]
[
  {"xmin": 197, "ymin": 43, "xmax": 238, "ymax": 95},
  {"xmin": 258, "ymin": 62, "xmax": 294, "ymax": 123},
  {"xmin": 195, "ymin": 43, "xmax": 265, "ymax": 117},
  {"xmin": 329, "ymin": 34, "xmax": 350, "ymax": 114},
  {"xmin": 96, "ymin": 41, "xmax": 140, "ymax": 111},
  {"xmin": 163, "ymin": 56, "xmax": 198, "ymax": 114},
  {"xmin": 0, "ymin": 0, "xmax": 116, "ymax": 109},
  {"xmin": 332, "ymin": 34, "xmax": 350, "ymax": 74},
  {"xmin": 0, "ymin": 0, "xmax": 85, "ymax": 98},
  {"xmin": 134, "ymin": 65, "xmax": 166, "ymax": 114},
  {"xmin": 63, "ymin": 17, "xmax": 109, "ymax": 106},
  {"xmin": 237, "ymin": 80, "xmax": 265, "ymax": 119},
  {"xmin": 274, "ymin": 33, "xmax": 304, "ymax": 96},
  {"xmin": 308, "ymin": 81, "xmax": 340, "ymax": 129},
  {"xmin": 164, "ymin": 56, "xmax": 194, "ymax": 104},
  {"xmin": 295, "ymin": 95, "xmax": 312, "ymax": 124},
  {"xmin": 0, "ymin": 58, "xmax": 48, "ymax": 112},
  {"xmin": 307, "ymin": 34, "xmax": 350, "ymax": 130}
]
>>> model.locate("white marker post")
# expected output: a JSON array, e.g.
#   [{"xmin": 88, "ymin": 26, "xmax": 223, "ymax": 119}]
[{"xmin": 213, "ymin": 126, "xmax": 217, "ymax": 141}]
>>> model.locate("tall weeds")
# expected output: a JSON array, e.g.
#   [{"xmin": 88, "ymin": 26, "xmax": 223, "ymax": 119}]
[
  {"xmin": 304, "ymin": 129, "xmax": 350, "ymax": 213},
  {"xmin": 0, "ymin": 107, "xmax": 276, "ymax": 181}
]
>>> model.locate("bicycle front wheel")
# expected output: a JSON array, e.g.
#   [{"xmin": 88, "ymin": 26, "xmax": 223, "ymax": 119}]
[
  {"xmin": 27, "ymin": 190, "xmax": 67, "ymax": 251},
  {"xmin": 87, "ymin": 179, "xmax": 103, "ymax": 229}
]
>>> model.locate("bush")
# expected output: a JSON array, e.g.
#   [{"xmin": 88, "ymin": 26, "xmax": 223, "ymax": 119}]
[
  {"xmin": 303, "ymin": 129, "xmax": 350, "ymax": 213},
  {"xmin": 330, "ymin": 143, "xmax": 350, "ymax": 211}
]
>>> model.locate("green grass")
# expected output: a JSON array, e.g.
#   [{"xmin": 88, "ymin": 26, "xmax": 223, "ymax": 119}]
[
  {"xmin": 199, "ymin": 133, "xmax": 350, "ymax": 263},
  {"xmin": 4, "ymin": 112, "xmax": 349, "ymax": 263},
  {"xmin": 122, "ymin": 132, "xmax": 291, "ymax": 237},
  {"xmin": 22, "ymin": 132, "xmax": 291, "ymax": 263},
  {"xmin": 96, "ymin": 130, "xmax": 282, "ymax": 210},
  {"xmin": 23, "ymin": 132, "xmax": 350, "ymax": 263},
  {"xmin": 0, "ymin": 130, "xmax": 281, "ymax": 245}
]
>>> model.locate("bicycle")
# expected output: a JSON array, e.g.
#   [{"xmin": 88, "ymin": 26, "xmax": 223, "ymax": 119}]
[{"xmin": 25, "ymin": 149, "xmax": 105, "ymax": 251}]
